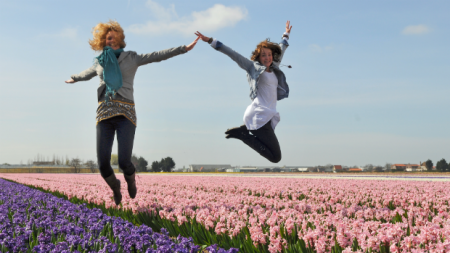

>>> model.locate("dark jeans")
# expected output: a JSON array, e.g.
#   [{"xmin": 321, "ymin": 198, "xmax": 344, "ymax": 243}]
[
  {"xmin": 97, "ymin": 116, "xmax": 136, "ymax": 178},
  {"xmin": 245, "ymin": 121, "xmax": 282, "ymax": 163}
]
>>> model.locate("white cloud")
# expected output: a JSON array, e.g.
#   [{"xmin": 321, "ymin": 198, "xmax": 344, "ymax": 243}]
[
  {"xmin": 128, "ymin": 0, "xmax": 248, "ymax": 36},
  {"xmin": 402, "ymin": 24, "xmax": 430, "ymax": 35},
  {"xmin": 145, "ymin": 0, "xmax": 178, "ymax": 20},
  {"xmin": 309, "ymin": 44, "xmax": 333, "ymax": 53}
]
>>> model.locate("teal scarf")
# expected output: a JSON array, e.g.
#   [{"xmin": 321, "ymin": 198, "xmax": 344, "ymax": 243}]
[{"xmin": 96, "ymin": 46, "xmax": 124, "ymax": 102}]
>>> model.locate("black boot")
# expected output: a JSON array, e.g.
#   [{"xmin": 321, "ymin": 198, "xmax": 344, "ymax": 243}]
[
  {"xmin": 124, "ymin": 172, "xmax": 137, "ymax": 199},
  {"xmin": 104, "ymin": 174, "xmax": 122, "ymax": 205},
  {"xmin": 225, "ymin": 125, "xmax": 249, "ymax": 139}
]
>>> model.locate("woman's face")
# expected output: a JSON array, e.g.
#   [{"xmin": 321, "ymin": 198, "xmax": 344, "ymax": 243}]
[
  {"xmin": 259, "ymin": 47, "xmax": 273, "ymax": 68},
  {"xmin": 105, "ymin": 31, "xmax": 120, "ymax": 50}
]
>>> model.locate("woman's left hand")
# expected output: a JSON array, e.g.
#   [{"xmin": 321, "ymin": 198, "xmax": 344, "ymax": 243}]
[
  {"xmin": 285, "ymin": 20, "xmax": 292, "ymax": 34},
  {"xmin": 194, "ymin": 31, "xmax": 210, "ymax": 43},
  {"xmin": 186, "ymin": 36, "xmax": 200, "ymax": 51}
]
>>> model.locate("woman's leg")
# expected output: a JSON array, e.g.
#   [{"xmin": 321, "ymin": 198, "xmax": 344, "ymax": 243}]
[
  {"xmin": 97, "ymin": 119, "xmax": 116, "ymax": 178},
  {"xmin": 97, "ymin": 118, "xmax": 122, "ymax": 205},
  {"xmin": 116, "ymin": 116, "xmax": 137, "ymax": 198},
  {"xmin": 248, "ymin": 121, "xmax": 282, "ymax": 163},
  {"xmin": 226, "ymin": 121, "xmax": 282, "ymax": 163},
  {"xmin": 116, "ymin": 116, "xmax": 136, "ymax": 176}
]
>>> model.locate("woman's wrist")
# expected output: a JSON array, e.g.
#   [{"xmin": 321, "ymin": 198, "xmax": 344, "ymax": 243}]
[{"xmin": 208, "ymin": 37, "xmax": 213, "ymax": 44}]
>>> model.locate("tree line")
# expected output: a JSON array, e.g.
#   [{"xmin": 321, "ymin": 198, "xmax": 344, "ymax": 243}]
[
  {"xmin": 150, "ymin": 157, "xmax": 176, "ymax": 172},
  {"xmin": 31, "ymin": 154, "xmax": 176, "ymax": 173},
  {"xmin": 17, "ymin": 153, "xmax": 177, "ymax": 173},
  {"xmin": 110, "ymin": 155, "xmax": 176, "ymax": 172},
  {"xmin": 425, "ymin": 158, "xmax": 449, "ymax": 172}
]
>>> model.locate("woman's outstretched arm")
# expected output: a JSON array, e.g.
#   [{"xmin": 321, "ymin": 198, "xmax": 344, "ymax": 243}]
[
  {"xmin": 66, "ymin": 64, "xmax": 98, "ymax": 83},
  {"xmin": 135, "ymin": 37, "xmax": 200, "ymax": 66},
  {"xmin": 274, "ymin": 20, "xmax": 293, "ymax": 67},
  {"xmin": 195, "ymin": 31, "xmax": 254, "ymax": 73}
]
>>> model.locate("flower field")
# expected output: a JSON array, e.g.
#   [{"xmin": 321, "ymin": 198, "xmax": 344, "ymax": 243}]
[
  {"xmin": 0, "ymin": 178, "xmax": 214, "ymax": 253},
  {"xmin": 1, "ymin": 174, "xmax": 450, "ymax": 252}
]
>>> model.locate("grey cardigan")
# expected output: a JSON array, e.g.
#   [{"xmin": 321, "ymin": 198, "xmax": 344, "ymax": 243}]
[{"xmin": 71, "ymin": 45, "xmax": 187, "ymax": 102}]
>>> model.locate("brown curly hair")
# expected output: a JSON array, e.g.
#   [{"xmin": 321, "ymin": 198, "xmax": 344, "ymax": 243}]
[
  {"xmin": 250, "ymin": 39, "xmax": 282, "ymax": 63},
  {"xmin": 88, "ymin": 20, "xmax": 126, "ymax": 52}
]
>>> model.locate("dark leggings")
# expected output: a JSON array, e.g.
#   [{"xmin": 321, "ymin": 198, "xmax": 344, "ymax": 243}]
[
  {"xmin": 96, "ymin": 116, "xmax": 136, "ymax": 178},
  {"xmin": 246, "ymin": 121, "xmax": 282, "ymax": 163}
]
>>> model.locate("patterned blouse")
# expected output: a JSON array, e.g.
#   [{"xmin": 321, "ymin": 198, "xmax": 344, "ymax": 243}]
[{"xmin": 96, "ymin": 92, "xmax": 136, "ymax": 126}]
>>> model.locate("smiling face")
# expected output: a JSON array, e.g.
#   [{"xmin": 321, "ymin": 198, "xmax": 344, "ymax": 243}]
[
  {"xmin": 259, "ymin": 47, "xmax": 273, "ymax": 69},
  {"xmin": 105, "ymin": 31, "xmax": 120, "ymax": 50},
  {"xmin": 89, "ymin": 21, "xmax": 127, "ymax": 51}
]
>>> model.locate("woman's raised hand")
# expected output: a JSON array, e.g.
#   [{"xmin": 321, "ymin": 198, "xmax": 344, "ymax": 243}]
[
  {"xmin": 285, "ymin": 20, "xmax": 292, "ymax": 34},
  {"xmin": 194, "ymin": 32, "xmax": 210, "ymax": 43},
  {"xmin": 65, "ymin": 78, "xmax": 75, "ymax": 83},
  {"xmin": 186, "ymin": 36, "xmax": 200, "ymax": 51}
]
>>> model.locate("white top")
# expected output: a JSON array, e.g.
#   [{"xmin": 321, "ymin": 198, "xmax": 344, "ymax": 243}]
[{"xmin": 243, "ymin": 71, "xmax": 280, "ymax": 130}]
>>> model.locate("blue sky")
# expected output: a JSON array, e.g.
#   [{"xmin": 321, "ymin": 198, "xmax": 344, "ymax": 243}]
[{"xmin": 0, "ymin": 0, "xmax": 449, "ymax": 167}]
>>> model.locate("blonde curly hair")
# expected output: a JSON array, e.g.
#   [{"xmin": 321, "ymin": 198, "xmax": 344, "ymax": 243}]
[{"xmin": 88, "ymin": 20, "xmax": 126, "ymax": 52}]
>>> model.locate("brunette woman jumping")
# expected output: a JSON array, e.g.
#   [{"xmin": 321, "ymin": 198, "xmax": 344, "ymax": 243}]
[{"xmin": 195, "ymin": 21, "xmax": 292, "ymax": 163}]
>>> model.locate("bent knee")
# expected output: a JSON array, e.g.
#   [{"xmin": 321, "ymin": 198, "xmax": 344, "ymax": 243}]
[{"xmin": 269, "ymin": 154, "xmax": 282, "ymax": 163}]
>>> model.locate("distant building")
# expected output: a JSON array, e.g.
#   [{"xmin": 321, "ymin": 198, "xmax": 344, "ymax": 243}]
[
  {"xmin": 239, "ymin": 166, "xmax": 259, "ymax": 172},
  {"xmin": 406, "ymin": 164, "xmax": 419, "ymax": 170},
  {"xmin": 314, "ymin": 166, "xmax": 324, "ymax": 172},
  {"xmin": 313, "ymin": 166, "xmax": 333, "ymax": 173},
  {"xmin": 405, "ymin": 164, "xmax": 420, "ymax": 172},
  {"xmin": 419, "ymin": 162, "xmax": 436, "ymax": 171},
  {"xmin": 307, "ymin": 167, "xmax": 319, "ymax": 172},
  {"xmin": 33, "ymin": 161, "xmax": 55, "ymax": 166},
  {"xmin": 279, "ymin": 166, "xmax": 296, "ymax": 172},
  {"xmin": 188, "ymin": 164, "xmax": 232, "ymax": 172},
  {"xmin": 333, "ymin": 165, "xmax": 343, "ymax": 172},
  {"xmin": 239, "ymin": 166, "xmax": 290, "ymax": 172},
  {"xmin": 271, "ymin": 167, "xmax": 282, "ymax": 172},
  {"xmin": 348, "ymin": 168, "xmax": 362, "ymax": 172},
  {"xmin": 419, "ymin": 162, "xmax": 426, "ymax": 171},
  {"xmin": 391, "ymin": 164, "xmax": 406, "ymax": 171},
  {"xmin": 174, "ymin": 166, "xmax": 189, "ymax": 172},
  {"xmin": 373, "ymin": 166, "xmax": 384, "ymax": 172}
]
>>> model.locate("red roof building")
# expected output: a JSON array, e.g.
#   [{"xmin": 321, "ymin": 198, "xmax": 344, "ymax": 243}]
[
  {"xmin": 333, "ymin": 165, "xmax": 343, "ymax": 172},
  {"xmin": 391, "ymin": 164, "xmax": 406, "ymax": 171}
]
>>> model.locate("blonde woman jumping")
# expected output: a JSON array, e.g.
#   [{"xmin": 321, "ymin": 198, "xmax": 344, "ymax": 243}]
[{"xmin": 66, "ymin": 20, "xmax": 199, "ymax": 205}]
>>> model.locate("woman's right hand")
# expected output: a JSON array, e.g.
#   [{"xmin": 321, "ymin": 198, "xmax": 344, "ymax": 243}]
[
  {"xmin": 65, "ymin": 78, "xmax": 75, "ymax": 83},
  {"xmin": 194, "ymin": 31, "xmax": 210, "ymax": 43}
]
